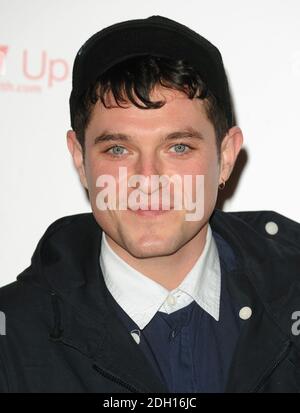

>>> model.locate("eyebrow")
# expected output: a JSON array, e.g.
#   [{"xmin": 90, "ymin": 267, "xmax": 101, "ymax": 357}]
[{"xmin": 93, "ymin": 127, "xmax": 205, "ymax": 145}]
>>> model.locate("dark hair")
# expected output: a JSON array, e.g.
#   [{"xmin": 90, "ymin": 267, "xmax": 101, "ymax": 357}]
[{"xmin": 73, "ymin": 55, "xmax": 230, "ymax": 161}]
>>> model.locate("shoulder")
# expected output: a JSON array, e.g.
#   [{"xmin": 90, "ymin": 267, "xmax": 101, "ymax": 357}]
[
  {"xmin": 216, "ymin": 209, "xmax": 300, "ymax": 250},
  {"xmin": 0, "ymin": 268, "xmax": 50, "ymax": 328},
  {"xmin": 0, "ymin": 213, "xmax": 96, "ymax": 311}
]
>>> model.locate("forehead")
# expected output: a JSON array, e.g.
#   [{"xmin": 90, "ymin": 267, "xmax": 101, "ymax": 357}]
[{"xmin": 86, "ymin": 86, "xmax": 213, "ymax": 139}]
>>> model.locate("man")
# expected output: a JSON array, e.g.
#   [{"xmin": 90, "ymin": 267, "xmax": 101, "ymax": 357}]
[{"xmin": 0, "ymin": 15, "xmax": 300, "ymax": 393}]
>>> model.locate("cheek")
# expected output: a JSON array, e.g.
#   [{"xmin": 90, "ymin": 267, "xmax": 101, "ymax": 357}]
[
  {"xmin": 84, "ymin": 157, "xmax": 130, "ymax": 216},
  {"xmin": 84, "ymin": 154, "xmax": 118, "ymax": 193},
  {"xmin": 182, "ymin": 151, "xmax": 220, "ymax": 181},
  {"xmin": 186, "ymin": 153, "xmax": 220, "ymax": 206}
]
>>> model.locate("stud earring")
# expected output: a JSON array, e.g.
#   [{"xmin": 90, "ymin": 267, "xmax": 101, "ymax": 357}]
[{"xmin": 218, "ymin": 179, "xmax": 226, "ymax": 190}]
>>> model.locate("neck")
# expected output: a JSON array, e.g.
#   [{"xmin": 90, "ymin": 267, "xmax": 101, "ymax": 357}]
[{"xmin": 105, "ymin": 224, "xmax": 209, "ymax": 290}]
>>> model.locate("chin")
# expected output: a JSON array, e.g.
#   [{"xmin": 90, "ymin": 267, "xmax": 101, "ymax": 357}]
[
  {"xmin": 126, "ymin": 238, "xmax": 178, "ymax": 259},
  {"xmin": 129, "ymin": 248, "xmax": 174, "ymax": 259}
]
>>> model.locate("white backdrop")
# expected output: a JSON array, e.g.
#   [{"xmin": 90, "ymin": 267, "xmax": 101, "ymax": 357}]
[{"xmin": 1, "ymin": 0, "xmax": 300, "ymax": 287}]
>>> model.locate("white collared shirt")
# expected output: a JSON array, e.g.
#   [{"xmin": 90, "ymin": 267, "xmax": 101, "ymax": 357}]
[{"xmin": 99, "ymin": 225, "xmax": 221, "ymax": 330}]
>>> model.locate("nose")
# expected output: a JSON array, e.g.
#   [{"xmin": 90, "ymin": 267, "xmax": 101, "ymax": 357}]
[
  {"xmin": 135, "ymin": 151, "xmax": 161, "ymax": 175},
  {"xmin": 133, "ymin": 152, "xmax": 165, "ymax": 195}
]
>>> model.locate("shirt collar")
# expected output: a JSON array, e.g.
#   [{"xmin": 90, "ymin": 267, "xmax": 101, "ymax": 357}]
[{"xmin": 100, "ymin": 225, "xmax": 221, "ymax": 329}]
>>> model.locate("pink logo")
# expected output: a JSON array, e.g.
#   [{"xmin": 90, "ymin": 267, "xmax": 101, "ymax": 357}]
[
  {"xmin": 0, "ymin": 45, "xmax": 70, "ymax": 93},
  {"xmin": 22, "ymin": 50, "xmax": 69, "ymax": 87},
  {"xmin": 0, "ymin": 46, "xmax": 8, "ymax": 76}
]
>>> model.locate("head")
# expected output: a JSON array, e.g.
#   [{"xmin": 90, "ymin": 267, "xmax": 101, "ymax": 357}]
[{"xmin": 67, "ymin": 16, "xmax": 243, "ymax": 259}]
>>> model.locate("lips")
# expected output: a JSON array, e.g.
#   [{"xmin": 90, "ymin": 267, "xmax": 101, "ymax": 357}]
[
  {"xmin": 129, "ymin": 206, "xmax": 174, "ymax": 212},
  {"xmin": 127, "ymin": 199, "xmax": 175, "ymax": 215},
  {"xmin": 130, "ymin": 208, "xmax": 173, "ymax": 217},
  {"xmin": 128, "ymin": 204, "xmax": 175, "ymax": 217},
  {"xmin": 130, "ymin": 203, "xmax": 174, "ymax": 210}
]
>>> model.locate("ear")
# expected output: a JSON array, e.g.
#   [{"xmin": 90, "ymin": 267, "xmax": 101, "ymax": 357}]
[
  {"xmin": 219, "ymin": 126, "xmax": 244, "ymax": 184},
  {"xmin": 66, "ymin": 130, "xmax": 88, "ymax": 189}
]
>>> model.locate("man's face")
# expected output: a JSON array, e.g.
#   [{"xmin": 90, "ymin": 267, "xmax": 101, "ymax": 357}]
[{"xmin": 67, "ymin": 86, "xmax": 242, "ymax": 259}]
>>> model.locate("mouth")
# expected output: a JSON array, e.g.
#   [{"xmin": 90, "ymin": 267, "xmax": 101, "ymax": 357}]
[{"xmin": 129, "ymin": 207, "xmax": 174, "ymax": 217}]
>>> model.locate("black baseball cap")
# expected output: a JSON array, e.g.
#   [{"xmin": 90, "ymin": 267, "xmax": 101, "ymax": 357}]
[{"xmin": 69, "ymin": 15, "xmax": 233, "ymax": 129}]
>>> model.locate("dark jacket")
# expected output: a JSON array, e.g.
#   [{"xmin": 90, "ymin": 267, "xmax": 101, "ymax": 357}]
[{"xmin": 0, "ymin": 209, "xmax": 300, "ymax": 393}]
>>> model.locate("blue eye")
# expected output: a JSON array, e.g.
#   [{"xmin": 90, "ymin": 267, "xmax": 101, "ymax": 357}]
[
  {"xmin": 170, "ymin": 144, "xmax": 192, "ymax": 154},
  {"xmin": 106, "ymin": 145, "xmax": 128, "ymax": 156}
]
